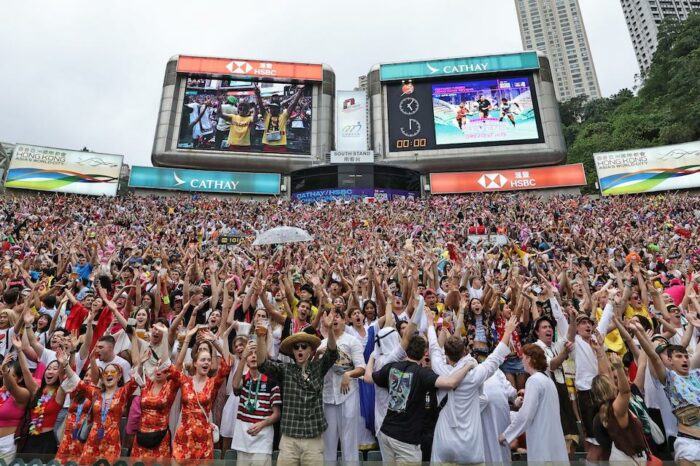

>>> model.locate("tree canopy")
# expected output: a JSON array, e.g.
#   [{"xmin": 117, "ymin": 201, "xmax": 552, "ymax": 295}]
[{"xmin": 561, "ymin": 11, "xmax": 700, "ymax": 192}]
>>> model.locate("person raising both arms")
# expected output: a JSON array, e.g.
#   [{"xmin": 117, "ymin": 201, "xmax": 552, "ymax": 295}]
[
  {"xmin": 632, "ymin": 321, "xmax": 700, "ymax": 465},
  {"xmin": 256, "ymin": 84, "xmax": 305, "ymax": 153},
  {"xmin": 60, "ymin": 342, "xmax": 140, "ymax": 464},
  {"xmin": 219, "ymin": 100, "xmax": 258, "ymax": 151}
]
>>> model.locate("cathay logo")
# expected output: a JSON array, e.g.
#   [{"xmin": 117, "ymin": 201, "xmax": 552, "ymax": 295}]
[
  {"xmin": 426, "ymin": 62, "xmax": 490, "ymax": 75},
  {"xmin": 171, "ymin": 171, "xmax": 240, "ymax": 191}
]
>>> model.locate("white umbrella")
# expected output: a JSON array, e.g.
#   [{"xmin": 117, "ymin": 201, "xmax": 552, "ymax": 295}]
[{"xmin": 252, "ymin": 226, "xmax": 313, "ymax": 246}]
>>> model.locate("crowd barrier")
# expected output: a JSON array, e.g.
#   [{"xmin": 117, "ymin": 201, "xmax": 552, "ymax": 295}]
[{"xmin": 0, "ymin": 452, "xmax": 679, "ymax": 466}]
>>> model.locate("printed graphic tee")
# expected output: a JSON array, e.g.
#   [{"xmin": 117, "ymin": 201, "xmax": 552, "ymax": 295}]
[{"xmin": 373, "ymin": 360, "xmax": 439, "ymax": 444}]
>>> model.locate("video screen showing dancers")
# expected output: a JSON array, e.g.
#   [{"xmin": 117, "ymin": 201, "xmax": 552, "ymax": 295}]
[
  {"xmin": 177, "ymin": 78, "xmax": 313, "ymax": 155},
  {"xmin": 431, "ymin": 76, "xmax": 540, "ymax": 146}
]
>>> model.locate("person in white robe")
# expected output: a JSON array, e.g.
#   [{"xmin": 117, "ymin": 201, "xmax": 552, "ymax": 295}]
[
  {"xmin": 428, "ymin": 313, "xmax": 520, "ymax": 464},
  {"xmin": 481, "ymin": 369, "xmax": 519, "ymax": 463},
  {"xmin": 500, "ymin": 343, "xmax": 569, "ymax": 463}
]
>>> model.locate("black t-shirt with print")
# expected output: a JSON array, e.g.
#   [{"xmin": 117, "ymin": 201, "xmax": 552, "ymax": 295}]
[{"xmin": 373, "ymin": 360, "xmax": 439, "ymax": 445}]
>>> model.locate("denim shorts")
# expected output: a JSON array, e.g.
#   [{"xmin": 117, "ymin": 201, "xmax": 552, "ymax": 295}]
[{"xmin": 500, "ymin": 355, "xmax": 525, "ymax": 374}]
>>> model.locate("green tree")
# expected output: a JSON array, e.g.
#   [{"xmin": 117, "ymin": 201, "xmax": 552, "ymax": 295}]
[{"xmin": 561, "ymin": 11, "xmax": 700, "ymax": 193}]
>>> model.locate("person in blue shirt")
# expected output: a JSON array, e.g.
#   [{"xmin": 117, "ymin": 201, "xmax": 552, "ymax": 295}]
[{"xmin": 72, "ymin": 253, "xmax": 94, "ymax": 281}]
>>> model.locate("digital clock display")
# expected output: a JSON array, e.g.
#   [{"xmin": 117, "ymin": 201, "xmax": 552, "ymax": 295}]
[
  {"xmin": 386, "ymin": 73, "xmax": 543, "ymax": 153},
  {"xmin": 395, "ymin": 139, "xmax": 428, "ymax": 149},
  {"xmin": 386, "ymin": 81, "xmax": 437, "ymax": 152}
]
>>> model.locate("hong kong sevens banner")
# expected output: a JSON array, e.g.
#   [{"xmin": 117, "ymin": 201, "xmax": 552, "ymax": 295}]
[
  {"xmin": 594, "ymin": 141, "xmax": 700, "ymax": 196},
  {"xmin": 6, "ymin": 144, "xmax": 123, "ymax": 196}
]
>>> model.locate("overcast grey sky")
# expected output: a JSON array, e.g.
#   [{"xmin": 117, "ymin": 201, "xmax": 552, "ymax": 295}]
[{"xmin": 0, "ymin": 0, "xmax": 638, "ymax": 166}]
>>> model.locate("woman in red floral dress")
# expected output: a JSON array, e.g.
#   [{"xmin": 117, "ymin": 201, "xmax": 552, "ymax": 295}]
[
  {"xmin": 54, "ymin": 350, "xmax": 92, "ymax": 464},
  {"xmin": 62, "ymin": 356, "xmax": 138, "ymax": 463},
  {"xmin": 130, "ymin": 362, "xmax": 181, "ymax": 460},
  {"xmin": 172, "ymin": 326, "xmax": 230, "ymax": 462}
]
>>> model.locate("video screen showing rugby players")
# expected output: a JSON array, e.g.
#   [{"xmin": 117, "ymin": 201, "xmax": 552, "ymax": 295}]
[
  {"xmin": 431, "ymin": 76, "xmax": 540, "ymax": 146},
  {"xmin": 177, "ymin": 77, "xmax": 313, "ymax": 154}
]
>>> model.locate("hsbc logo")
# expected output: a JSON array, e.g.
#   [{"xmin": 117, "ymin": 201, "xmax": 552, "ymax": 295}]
[
  {"xmin": 477, "ymin": 173, "xmax": 508, "ymax": 189},
  {"xmin": 225, "ymin": 61, "xmax": 277, "ymax": 76},
  {"xmin": 227, "ymin": 61, "xmax": 253, "ymax": 74}
]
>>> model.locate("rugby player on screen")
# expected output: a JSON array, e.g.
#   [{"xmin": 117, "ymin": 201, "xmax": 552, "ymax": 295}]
[{"xmin": 499, "ymin": 98, "xmax": 521, "ymax": 127}]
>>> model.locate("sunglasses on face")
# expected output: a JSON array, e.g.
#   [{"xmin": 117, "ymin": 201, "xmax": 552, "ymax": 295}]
[
  {"xmin": 103, "ymin": 369, "xmax": 120, "ymax": 376},
  {"xmin": 293, "ymin": 343, "xmax": 309, "ymax": 351}
]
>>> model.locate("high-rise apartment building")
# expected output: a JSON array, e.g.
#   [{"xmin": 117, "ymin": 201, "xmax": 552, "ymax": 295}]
[
  {"xmin": 356, "ymin": 74, "xmax": 368, "ymax": 91},
  {"xmin": 620, "ymin": 0, "xmax": 700, "ymax": 72},
  {"xmin": 515, "ymin": 0, "xmax": 601, "ymax": 101}
]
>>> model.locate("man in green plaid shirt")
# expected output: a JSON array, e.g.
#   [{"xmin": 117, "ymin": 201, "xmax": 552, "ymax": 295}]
[{"xmin": 257, "ymin": 311, "xmax": 337, "ymax": 466}]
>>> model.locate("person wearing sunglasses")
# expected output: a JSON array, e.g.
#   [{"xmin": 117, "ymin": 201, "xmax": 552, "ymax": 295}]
[
  {"xmin": 60, "ymin": 344, "xmax": 139, "ymax": 464},
  {"xmin": 256, "ymin": 310, "xmax": 338, "ymax": 466}
]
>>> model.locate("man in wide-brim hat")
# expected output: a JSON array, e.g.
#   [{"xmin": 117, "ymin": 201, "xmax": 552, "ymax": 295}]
[{"xmin": 256, "ymin": 310, "xmax": 337, "ymax": 466}]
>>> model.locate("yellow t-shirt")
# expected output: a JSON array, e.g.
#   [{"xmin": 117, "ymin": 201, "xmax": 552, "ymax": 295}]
[
  {"xmin": 595, "ymin": 307, "xmax": 626, "ymax": 355},
  {"xmin": 227, "ymin": 115, "xmax": 253, "ymax": 146},
  {"xmin": 262, "ymin": 111, "xmax": 289, "ymax": 146},
  {"xmin": 625, "ymin": 304, "xmax": 652, "ymax": 324},
  {"xmin": 291, "ymin": 296, "xmax": 319, "ymax": 322}
]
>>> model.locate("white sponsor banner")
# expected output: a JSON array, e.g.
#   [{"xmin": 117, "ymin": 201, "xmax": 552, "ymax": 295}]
[
  {"xmin": 6, "ymin": 144, "xmax": 123, "ymax": 196},
  {"xmin": 330, "ymin": 150, "xmax": 374, "ymax": 164},
  {"xmin": 467, "ymin": 235, "xmax": 509, "ymax": 246},
  {"xmin": 594, "ymin": 141, "xmax": 700, "ymax": 195},
  {"xmin": 336, "ymin": 90, "xmax": 368, "ymax": 151}
]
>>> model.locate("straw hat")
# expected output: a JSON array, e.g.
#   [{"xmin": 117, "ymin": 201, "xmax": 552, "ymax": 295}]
[{"xmin": 280, "ymin": 332, "xmax": 321, "ymax": 355}]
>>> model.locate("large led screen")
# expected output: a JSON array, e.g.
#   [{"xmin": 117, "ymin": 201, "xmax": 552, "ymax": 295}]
[
  {"xmin": 387, "ymin": 74, "xmax": 543, "ymax": 152},
  {"xmin": 177, "ymin": 78, "xmax": 313, "ymax": 155}
]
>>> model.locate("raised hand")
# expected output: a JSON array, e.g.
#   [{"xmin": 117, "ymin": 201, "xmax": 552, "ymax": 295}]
[
  {"xmin": 505, "ymin": 315, "xmax": 519, "ymax": 334},
  {"xmin": 323, "ymin": 309, "xmax": 335, "ymax": 329},
  {"xmin": 11, "ymin": 334, "xmax": 22, "ymax": 351}
]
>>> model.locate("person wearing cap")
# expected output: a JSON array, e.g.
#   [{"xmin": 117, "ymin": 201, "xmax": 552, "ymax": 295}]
[
  {"xmin": 567, "ymin": 286, "xmax": 617, "ymax": 461},
  {"xmin": 632, "ymin": 322, "xmax": 700, "ymax": 465},
  {"xmin": 256, "ymin": 310, "xmax": 338, "ymax": 466}
]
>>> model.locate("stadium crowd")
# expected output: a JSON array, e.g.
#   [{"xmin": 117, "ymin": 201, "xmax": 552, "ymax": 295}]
[{"xmin": 0, "ymin": 191, "xmax": 698, "ymax": 465}]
